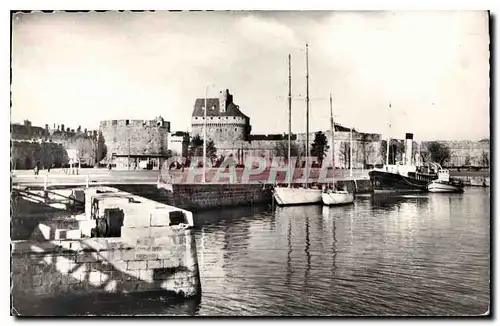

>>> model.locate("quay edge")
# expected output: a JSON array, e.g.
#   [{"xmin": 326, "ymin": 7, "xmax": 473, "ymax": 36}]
[{"xmin": 10, "ymin": 187, "xmax": 201, "ymax": 314}]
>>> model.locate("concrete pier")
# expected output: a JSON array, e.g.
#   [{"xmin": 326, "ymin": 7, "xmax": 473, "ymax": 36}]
[{"xmin": 10, "ymin": 187, "xmax": 201, "ymax": 309}]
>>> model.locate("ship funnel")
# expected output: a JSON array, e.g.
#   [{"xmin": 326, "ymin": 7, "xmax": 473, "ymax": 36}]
[{"xmin": 405, "ymin": 133, "xmax": 413, "ymax": 165}]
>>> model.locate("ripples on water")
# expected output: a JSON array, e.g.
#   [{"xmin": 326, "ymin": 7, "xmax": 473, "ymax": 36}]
[
  {"xmin": 194, "ymin": 188, "xmax": 490, "ymax": 316},
  {"xmin": 28, "ymin": 188, "xmax": 490, "ymax": 316}
]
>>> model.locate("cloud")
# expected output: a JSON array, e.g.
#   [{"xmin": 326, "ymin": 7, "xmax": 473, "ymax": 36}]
[
  {"xmin": 11, "ymin": 11, "xmax": 489, "ymax": 141},
  {"xmin": 235, "ymin": 15, "xmax": 298, "ymax": 48}
]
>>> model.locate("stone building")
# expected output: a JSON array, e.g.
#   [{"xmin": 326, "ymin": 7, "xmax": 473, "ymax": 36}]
[
  {"xmin": 168, "ymin": 131, "xmax": 190, "ymax": 157},
  {"xmin": 189, "ymin": 89, "xmax": 384, "ymax": 168},
  {"xmin": 10, "ymin": 120, "xmax": 98, "ymax": 169},
  {"xmin": 420, "ymin": 139, "xmax": 490, "ymax": 167},
  {"xmin": 191, "ymin": 89, "xmax": 251, "ymax": 142},
  {"xmin": 99, "ymin": 117, "xmax": 171, "ymax": 170}
]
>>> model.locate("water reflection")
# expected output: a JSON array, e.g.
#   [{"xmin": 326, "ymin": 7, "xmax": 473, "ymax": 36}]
[
  {"xmin": 31, "ymin": 189, "xmax": 489, "ymax": 316},
  {"xmin": 285, "ymin": 216, "xmax": 292, "ymax": 286},
  {"xmin": 304, "ymin": 215, "xmax": 311, "ymax": 287}
]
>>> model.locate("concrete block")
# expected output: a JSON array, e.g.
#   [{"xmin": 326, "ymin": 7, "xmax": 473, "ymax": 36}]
[
  {"xmin": 135, "ymin": 252, "xmax": 158, "ymax": 261},
  {"xmin": 81, "ymin": 239, "xmax": 108, "ymax": 251},
  {"xmin": 150, "ymin": 210, "xmax": 172, "ymax": 227},
  {"xmin": 105, "ymin": 239, "xmax": 124, "ymax": 250},
  {"xmin": 136, "ymin": 237, "xmax": 155, "ymax": 246},
  {"xmin": 121, "ymin": 227, "xmax": 151, "ymax": 241},
  {"xmin": 75, "ymin": 252, "xmax": 96, "ymax": 263},
  {"xmin": 120, "ymin": 249, "xmax": 136, "ymax": 261},
  {"xmin": 147, "ymin": 260, "xmax": 163, "ymax": 269},
  {"xmin": 127, "ymin": 260, "xmax": 147, "ymax": 270},
  {"xmin": 162, "ymin": 257, "xmax": 183, "ymax": 268},
  {"xmin": 139, "ymin": 269, "xmax": 154, "ymax": 282}
]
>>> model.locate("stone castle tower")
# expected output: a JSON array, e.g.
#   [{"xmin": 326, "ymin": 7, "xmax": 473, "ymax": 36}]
[{"xmin": 191, "ymin": 89, "xmax": 251, "ymax": 142}]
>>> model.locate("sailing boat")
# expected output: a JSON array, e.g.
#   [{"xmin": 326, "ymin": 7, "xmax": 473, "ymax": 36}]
[
  {"xmin": 321, "ymin": 94, "xmax": 354, "ymax": 206},
  {"xmin": 273, "ymin": 45, "xmax": 322, "ymax": 206}
]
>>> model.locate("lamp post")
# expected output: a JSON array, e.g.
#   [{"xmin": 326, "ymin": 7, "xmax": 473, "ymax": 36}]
[
  {"xmin": 349, "ymin": 127, "xmax": 353, "ymax": 177},
  {"xmin": 203, "ymin": 84, "xmax": 215, "ymax": 183}
]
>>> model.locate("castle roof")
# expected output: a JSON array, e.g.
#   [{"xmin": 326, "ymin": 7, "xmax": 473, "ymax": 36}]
[{"xmin": 192, "ymin": 99, "xmax": 249, "ymax": 119}]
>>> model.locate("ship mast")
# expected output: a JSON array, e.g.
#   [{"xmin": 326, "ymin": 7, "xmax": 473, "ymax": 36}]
[
  {"xmin": 329, "ymin": 94, "xmax": 335, "ymax": 184},
  {"xmin": 288, "ymin": 54, "xmax": 292, "ymax": 188},
  {"xmin": 305, "ymin": 43, "xmax": 310, "ymax": 186},
  {"xmin": 385, "ymin": 102, "xmax": 391, "ymax": 166}
]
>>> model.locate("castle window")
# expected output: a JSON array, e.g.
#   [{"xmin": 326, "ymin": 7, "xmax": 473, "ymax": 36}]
[
  {"xmin": 126, "ymin": 120, "xmax": 130, "ymax": 126},
  {"xmin": 235, "ymin": 128, "xmax": 237, "ymax": 131}
]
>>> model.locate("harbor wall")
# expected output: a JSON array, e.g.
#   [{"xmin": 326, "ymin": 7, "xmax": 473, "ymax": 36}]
[
  {"xmin": 116, "ymin": 183, "xmax": 274, "ymax": 211},
  {"xmin": 11, "ymin": 227, "xmax": 201, "ymax": 304}
]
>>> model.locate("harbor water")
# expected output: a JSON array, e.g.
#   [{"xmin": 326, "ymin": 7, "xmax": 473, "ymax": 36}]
[{"xmin": 23, "ymin": 188, "xmax": 490, "ymax": 316}]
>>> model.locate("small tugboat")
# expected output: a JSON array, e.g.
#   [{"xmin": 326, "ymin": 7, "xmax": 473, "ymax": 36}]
[
  {"xmin": 470, "ymin": 177, "xmax": 487, "ymax": 187},
  {"xmin": 427, "ymin": 164, "xmax": 464, "ymax": 193}
]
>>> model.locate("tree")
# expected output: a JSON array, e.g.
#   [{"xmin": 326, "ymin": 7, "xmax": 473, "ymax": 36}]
[
  {"xmin": 207, "ymin": 140, "xmax": 218, "ymax": 162},
  {"xmin": 379, "ymin": 139, "xmax": 405, "ymax": 165},
  {"xmin": 426, "ymin": 141, "xmax": 451, "ymax": 166},
  {"xmin": 92, "ymin": 132, "xmax": 107, "ymax": 166},
  {"xmin": 464, "ymin": 154, "xmax": 471, "ymax": 166},
  {"xmin": 273, "ymin": 140, "xmax": 299, "ymax": 163},
  {"xmin": 310, "ymin": 131, "xmax": 329, "ymax": 165},
  {"xmin": 74, "ymin": 136, "xmax": 93, "ymax": 166},
  {"xmin": 187, "ymin": 135, "xmax": 217, "ymax": 164},
  {"xmin": 481, "ymin": 150, "xmax": 489, "ymax": 167},
  {"xmin": 188, "ymin": 135, "xmax": 204, "ymax": 157}
]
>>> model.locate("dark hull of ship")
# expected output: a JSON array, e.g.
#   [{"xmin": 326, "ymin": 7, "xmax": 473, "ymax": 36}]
[{"xmin": 368, "ymin": 170, "xmax": 430, "ymax": 194}]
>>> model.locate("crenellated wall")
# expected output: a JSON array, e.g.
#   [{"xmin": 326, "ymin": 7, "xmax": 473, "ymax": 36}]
[
  {"xmin": 191, "ymin": 116, "xmax": 247, "ymax": 142},
  {"xmin": 99, "ymin": 118, "xmax": 171, "ymax": 164}
]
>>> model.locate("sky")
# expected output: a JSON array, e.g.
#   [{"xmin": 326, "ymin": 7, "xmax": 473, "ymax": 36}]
[{"xmin": 11, "ymin": 10, "xmax": 490, "ymax": 141}]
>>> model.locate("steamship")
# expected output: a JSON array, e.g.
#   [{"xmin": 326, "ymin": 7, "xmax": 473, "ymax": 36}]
[{"xmin": 369, "ymin": 133, "xmax": 439, "ymax": 194}]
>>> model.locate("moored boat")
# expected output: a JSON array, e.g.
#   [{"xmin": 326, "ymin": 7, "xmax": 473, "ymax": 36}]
[
  {"xmin": 470, "ymin": 177, "xmax": 487, "ymax": 187},
  {"xmin": 369, "ymin": 133, "xmax": 438, "ymax": 194},
  {"xmin": 321, "ymin": 187, "xmax": 354, "ymax": 206},
  {"xmin": 427, "ymin": 167, "xmax": 464, "ymax": 193},
  {"xmin": 428, "ymin": 181, "xmax": 464, "ymax": 193},
  {"xmin": 272, "ymin": 46, "xmax": 321, "ymax": 206},
  {"xmin": 321, "ymin": 94, "xmax": 355, "ymax": 206},
  {"xmin": 273, "ymin": 186, "xmax": 322, "ymax": 206}
]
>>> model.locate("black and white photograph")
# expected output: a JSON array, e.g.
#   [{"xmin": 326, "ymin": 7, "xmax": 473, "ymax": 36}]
[{"xmin": 9, "ymin": 8, "xmax": 491, "ymax": 317}]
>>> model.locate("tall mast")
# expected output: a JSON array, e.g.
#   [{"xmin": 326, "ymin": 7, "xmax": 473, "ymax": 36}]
[
  {"xmin": 288, "ymin": 54, "xmax": 292, "ymax": 188},
  {"xmin": 329, "ymin": 94, "xmax": 335, "ymax": 183},
  {"xmin": 385, "ymin": 102, "xmax": 391, "ymax": 166},
  {"xmin": 305, "ymin": 43, "xmax": 310, "ymax": 186}
]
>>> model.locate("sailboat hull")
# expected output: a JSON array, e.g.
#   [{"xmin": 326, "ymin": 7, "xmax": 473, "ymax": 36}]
[
  {"xmin": 321, "ymin": 191, "xmax": 354, "ymax": 206},
  {"xmin": 273, "ymin": 187, "xmax": 322, "ymax": 206}
]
